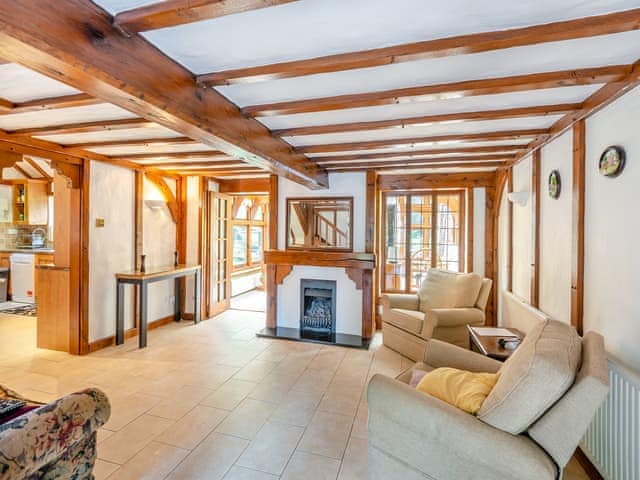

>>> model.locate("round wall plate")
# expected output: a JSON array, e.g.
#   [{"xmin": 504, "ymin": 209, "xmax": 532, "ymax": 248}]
[
  {"xmin": 599, "ymin": 146, "xmax": 625, "ymax": 177},
  {"xmin": 548, "ymin": 170, "xmax": 561, "ymax": 199}
]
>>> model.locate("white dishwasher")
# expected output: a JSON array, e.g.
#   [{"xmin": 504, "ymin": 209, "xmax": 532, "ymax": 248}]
[{"xmin": 10, "ymin": 253, "xmax": 35, "ymax": 304}]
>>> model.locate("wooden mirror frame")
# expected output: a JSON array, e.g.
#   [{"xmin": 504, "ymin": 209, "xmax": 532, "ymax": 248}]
[{"xmin": 285, "ymin": 196, "xmax": 354, "ymax": 252}]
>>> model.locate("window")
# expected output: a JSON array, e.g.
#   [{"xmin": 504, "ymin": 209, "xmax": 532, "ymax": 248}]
[
  {"xmin": 383, "ymin": 191, "xmax": 465, "ymax": 292},
  {"xmin": 232, "ymin": 196, "xmax": 266, "ymax": 270}
]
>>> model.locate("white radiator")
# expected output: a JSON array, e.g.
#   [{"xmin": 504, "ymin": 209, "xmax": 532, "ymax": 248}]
[{"xmin": 582, "ymin": 358, "xmax": 640, "ymax": 480}]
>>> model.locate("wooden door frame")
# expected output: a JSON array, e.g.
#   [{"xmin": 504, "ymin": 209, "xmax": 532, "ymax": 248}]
[{"xmin": 204, "ymin": 190, "xmax": 233, "ymax": 318}]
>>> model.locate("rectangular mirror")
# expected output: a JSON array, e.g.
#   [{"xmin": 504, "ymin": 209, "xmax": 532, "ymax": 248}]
[{"xmin": 286, "ymin": 197, "xmax": 353, "ymax": 251}]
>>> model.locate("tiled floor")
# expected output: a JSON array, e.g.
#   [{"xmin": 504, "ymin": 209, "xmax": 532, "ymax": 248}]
[
  {"xmin": 0, "ymin": 311, "xmax": 589, "ymax": 479},
  {"xmin": 230, "ymin": 290, "xmax": 266, "ymax": 312}
]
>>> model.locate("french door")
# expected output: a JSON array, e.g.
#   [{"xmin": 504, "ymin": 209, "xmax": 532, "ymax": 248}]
[
  {"xmin": 207, "ymin": 192, "xmax": 232, "ymax": 317},
  {"xmin": 382, "ymin": 190, "xmax": 466, "ymax": 293}
]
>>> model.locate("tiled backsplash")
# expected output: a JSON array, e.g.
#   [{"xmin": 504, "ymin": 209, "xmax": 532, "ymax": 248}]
[{"xmin": 0, "ymin": 224, "xmax": 51, "ymax": 249}]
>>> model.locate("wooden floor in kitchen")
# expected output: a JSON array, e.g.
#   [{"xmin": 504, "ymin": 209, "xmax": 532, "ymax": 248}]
[{"xmin": 0, "ymin": 310, "xmax": 590, "ymax": 480}]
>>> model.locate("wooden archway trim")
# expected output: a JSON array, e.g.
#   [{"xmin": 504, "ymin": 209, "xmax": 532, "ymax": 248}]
[
  {"xmin": 145, "ymin": 172, "xmax": 179, "ymax": 224},
  {"xmin": 50, "ymin": 159, "xmax": 81, "ymax": 188}
]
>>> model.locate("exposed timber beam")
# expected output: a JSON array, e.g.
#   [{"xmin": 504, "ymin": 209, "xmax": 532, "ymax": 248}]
[
  {"xmin": 24, "ymin": 156, "xmax": 53, "ymax": 179},
  {"xmin": 0, "ymin": 93, "xmax": 102, "ymax": 115},
  {"xmin": 242, "ymin": 66, "xmax": 629, "ymax": 116},
  {"xmin": 165, "ymin": 168, "xmax": 266, "ymax": 176},
  {"xmin": 11, "ymin": 118, "xmax": 154, "ymax": 136},
  {"xmin": 113, "ymin": 0, "xmax": 297, "ymax": 36},
  {"xmin": 197, "ymin": 9, "xmax": 640, "ymax": 86},
  {"xmin": 140, "ymin": 160, "xmax": 247, "ymax": 169},
  {"xmin": 311, "ymin": 145, "xmax": 525, "ymax": 162},
  {"xmin": 145, "ymin": 172, "xmax": 179, "ymax": 223},
  {"xmin": 514, "ymin": 59, "xmax": 640, "ymax": 162},
  {"xmin": 66, "ymin": 136, "xmax": 197, "ymax": 149},
  {"xmin": 319, "ymin": 154, "xmax": 514, "ymax": 169},
  {"xmin": 274, "ymin": 104, "xmax": 579, "ymax": 136},
  {"xmin": 327, "ymin": 161, "xmax": 509, "ymax": 173},
  {"xmin": 113, "ymin": 150, "xmax": 231, "ymax": 160},
  {"xmin": 0, "ymin": 0, "xmax": 327, "ymax": 188},
  {"xmin": 296, "ymin": 129, "xmax": 547, "ymax": 154}
]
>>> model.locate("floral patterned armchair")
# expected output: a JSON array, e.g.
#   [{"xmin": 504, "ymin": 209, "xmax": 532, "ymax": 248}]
[{"xmin": 0, "ymin": 387, "xmax": 110, "ymax": 480}]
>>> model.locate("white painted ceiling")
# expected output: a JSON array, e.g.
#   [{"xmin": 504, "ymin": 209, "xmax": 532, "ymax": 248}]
[{"xmin": 0, "ymin": 64, "xmax": 81, "ymax": 102}]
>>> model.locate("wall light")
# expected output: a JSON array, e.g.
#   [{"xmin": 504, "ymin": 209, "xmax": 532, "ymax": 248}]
[
  {"xmin": 144, "ymin": 199, "xmax": 166, "ymax": 210},
  {"xmin": 507, "ymin": 191, "xmax": 529, "ymax": 207}
]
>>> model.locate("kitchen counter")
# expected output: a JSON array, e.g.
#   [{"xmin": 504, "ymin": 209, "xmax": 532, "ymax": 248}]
[{"xmin": 0, "ymin": 248, "xmax": 55, "ymax": 254}]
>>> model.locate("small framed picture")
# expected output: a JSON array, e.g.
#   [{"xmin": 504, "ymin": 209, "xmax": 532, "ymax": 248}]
[
  {"xmin": 599, "ymin": 146, "xmax": 625, "ymax": 177},
  {"xmin": 548, "ymin": 170, "xmax": 561, "ymax": 199}
]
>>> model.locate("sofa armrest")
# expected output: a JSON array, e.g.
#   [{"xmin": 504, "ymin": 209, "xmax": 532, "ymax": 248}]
[
  {"xmin": 367, "ymin": 374, "xmax": 556, "ymax": 480},
  {"xmin": 381, "ymin": 293, "xmax": 419, "ymax": 311},
  {"xmin": 423, "ymin": 338, "xmax": 502, "ymax": 373},
  {"xmin": 427, "ymin": 307, "xmax": 485, "ymax": 328},
  {"xmin": 0, "ymin": 388, "xmax": 110, "ymax": 480}
]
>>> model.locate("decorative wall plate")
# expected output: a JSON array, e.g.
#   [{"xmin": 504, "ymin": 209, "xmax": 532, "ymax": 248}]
[
  {"xmin": 548, "ymin": 170, "xmax": 561, "ymax": 199},
  {"xmin": 599, "ymin": 146, "xmax": 625, "ymax": 177}
]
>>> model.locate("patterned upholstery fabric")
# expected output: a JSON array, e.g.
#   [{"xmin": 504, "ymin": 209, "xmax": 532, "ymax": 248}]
[{"xmin": 0, "ymin": 388, "xmax": 110, "ymax": 480}]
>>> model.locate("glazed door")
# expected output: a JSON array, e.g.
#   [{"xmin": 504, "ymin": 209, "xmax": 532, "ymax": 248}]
[{"xmin": 208, "ymin": 192, "xmax": 232, "ymax": 317}]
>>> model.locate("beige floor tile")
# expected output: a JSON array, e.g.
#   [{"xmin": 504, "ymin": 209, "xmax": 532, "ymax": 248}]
[
  {"xmin": 236, "ymin": 421, "xmax": 305, "ymax": 475},
  {"xmin": 337, "ymin": 436, "xmax": 368, "ymax": 480},
  {"xmin": 318, "ymin": 385, "xmax": 362, "ymax": 417},
  {"xmin": 233, "ymin": 361, "xmax": 278, "ymax": 382},
  {"xmin": 281, "ymin": 451, "xmax": 340, "ymax": 480},
  {"xmin": 350, "ymin": 405, "xmax": 368, "ymax": 440},
  {"xmin": 291, "ymin": 368, "xmax": 335, "ymax": 395},
  {"xmin": 248, "ymin": 373, "xmax": 300, "ymax": 403},
  {"xmin": 270, "ymin": 389, "xmax": 323, "ymax": 427},
  {"xmin": 147, "ymin": 385, "xmax": 213, "ymax": 420},
  {"xmin": 98, "ymin": 414, "xmax": 174, "ymax": 464},
  {"xmin": 108, "ymin": 441, "xmax": 189, "ymax": 480},
  {"xmin": 104, "ymin": 392, "xmax": 163, "ymax": 431},
  {"xmin": 93, "ymin": 459, "xmax": 120, "ymax": 480},
  {"xmin": 97, "ymin": 428, "xmax": 116, "ymax": 445},
  {"xmin": 223, "ymin": 466, "xmax": 278, "ymax": 480},
  {"xmin": 215, "ymin": 398, "xmax": 276, "ymax": 439},
  {"xmin": 167, "ymin": 433, "xmax": 249, "ymax": 480},
  {"xmin": 298, "ymin": 410, "xmax": 354, "ymax": 459},
  {"xmin": 156, "ymin": 405, "xmax": 228, "ymax": 450},
  {"xmin": 201, "ymin": 379, "xmax": 257, "ymax": 411},
  {"xmin": 308, "ymin": 350, "xmax": 346, "ymax": 372}
]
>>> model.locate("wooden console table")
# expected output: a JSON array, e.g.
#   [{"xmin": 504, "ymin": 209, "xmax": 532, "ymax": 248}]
[{"xmin": 116, "ymin": 264, "xmax": 201, "ymax": 348}]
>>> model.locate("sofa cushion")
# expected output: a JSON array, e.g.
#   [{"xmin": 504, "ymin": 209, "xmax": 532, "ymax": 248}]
[
  {"xmin": 385, "ymin": 308, "xmax": 424, "ymax": 334},
  {"xmin": 477, "ymin": 319, "xmax": 582, "ymax": 434},
  {"xmin": 418, "ymin": 269, "xmax": 483, "ymax": 313},
  {"xmin": 416, "ymin": 367, "xmax": 500, "ymax": 414}
]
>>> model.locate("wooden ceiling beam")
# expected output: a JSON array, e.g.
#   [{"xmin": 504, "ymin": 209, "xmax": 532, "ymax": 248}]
[
  {"xmin": 113, "ymin": 0, "xmax": 298, "ymax": 36},
  {"xmin": 11, "ymin": 118, "xmax": 154, "ymax": 136},
  {"xmin": 242, "ymin": 65, "xmax": 628, "ymax": 116},
  {"xmin": 515, "ymin": 59, "xmax": 640, "ymax": 162},
  {"xmin": 166, "ymin": 168, "xmax": 266, "ymax": 176},
  {"xmin": 311, "ymin": 144, "xmax": 525, "ymax": 162},
  {"xmin": 0, "ymin": 0, "xmax": 327, "ymax": 188},
  {"xmin": 198, "ymin": 9, "xmax": 640, "ymax": 86},
  {"xmin": 0, "ymin": 93, "xmax": 102, "ymax": 115},
  {"xmin": 140, "ymin": 160, "xmax": 247, "ymax": 169},
  {"xmin": 296, "ymin": 129, "xmax": 547, "ymax": 154},
  {"xmin": 24, "ymin": 156, "xmax": 52, "ymax": 179},
  {"xmin": 274, "ymin": 104, "xmax": 579, "ymax": 137},
  {"xmin": 218, "ymin": 177, "xmax": 270, "ymax": 193},
  {"xmin": 327, "ymin": 160, "xmax": 509, "ymax": 173},
  {"xmin": 66, "ymin": 136, "xmax": 197, "ymax": 148},
  {"xmin": 319, "ymin": 154, "xmax": 515, "ymax": 169},
  {"xmin": 114, "ymin": 150, "xmax": 231, "ymax": 160}
]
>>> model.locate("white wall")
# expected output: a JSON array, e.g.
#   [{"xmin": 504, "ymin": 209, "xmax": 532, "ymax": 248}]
[
  {"xmin": 499, "ymin": 85, "xmax": 640, "ymax": 370},
  {"xmin": 276, "ymin": 172, "xmax": 366, "ymax": 335},
  {"xmin": 142, "ymin": 176, "xmax": 177, "ymax": 322},
  {"xmin": 584, "ymin": 86, "xmax": 640, "ymax": 369},
  {"xmin": 278, "ymin": 172, "xmax": 366, "ymax": 251},
  {"xmin": 539, "ymin": 130, "xmax": 572, "ymax": 324},
  {"xmin": 511, "ymin": 156, "xmax": 532, "ymax": 301},
  {"xmin": 88, "ymin": 161, "xmax": 134, "ymax": 342}
]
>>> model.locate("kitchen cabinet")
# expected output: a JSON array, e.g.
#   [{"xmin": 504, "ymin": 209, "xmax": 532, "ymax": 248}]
[
  {"xmin": 0, "ymin": 185, "xmax": 12, "ymax": 223},
  {"xmin": 36, "ymin": 266, "xmax": 70, "ymax": 352},
  {"xmin": 12, "ymin": 181, "xmax": 48, "ymax": 225}
]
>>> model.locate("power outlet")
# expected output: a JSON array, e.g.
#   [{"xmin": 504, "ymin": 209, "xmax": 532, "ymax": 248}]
[{"xmin": 169, "ymin": 295, "xmax": 176, "ymax": 305}]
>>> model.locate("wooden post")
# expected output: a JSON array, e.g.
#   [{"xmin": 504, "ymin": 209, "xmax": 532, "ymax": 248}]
[
  {"xmin": 530, "ymin": 150, "xmax": 541, "ymax": 307},
  {"xmin": 507, "ymin": 168, "xmax": 514, "ymax": 293},
  {"xmin": 571, "ymin": 120, "xmax": 586, "ymax": 335},
  {"xmin": 267, "ymin": 175, "xmax": 278, "ymax": 329}
]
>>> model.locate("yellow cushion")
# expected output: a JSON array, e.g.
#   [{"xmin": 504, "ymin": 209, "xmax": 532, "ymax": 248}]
[{"xmin": 416, "ymin": 367, "xmax": 499, "ymax": 415}]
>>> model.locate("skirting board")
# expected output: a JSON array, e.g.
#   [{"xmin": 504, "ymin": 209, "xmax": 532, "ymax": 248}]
[{"xmin": 88, "ymin": 315, "xmax": 174, "ymax": 353}]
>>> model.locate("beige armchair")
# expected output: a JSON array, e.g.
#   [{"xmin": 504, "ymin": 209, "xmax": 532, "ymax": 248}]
[
  {"xmin": 367, "ymin": 320, "xmax": 610, "ymax": 480},
  {"xmin": 381, "ymin": 269, "xmax": 492, "ymax": 361}
]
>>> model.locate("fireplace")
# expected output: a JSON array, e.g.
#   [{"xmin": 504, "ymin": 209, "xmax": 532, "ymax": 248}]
[{"xmin": 300, "ymin": 279, "xmax": 336, "ymax": 338}]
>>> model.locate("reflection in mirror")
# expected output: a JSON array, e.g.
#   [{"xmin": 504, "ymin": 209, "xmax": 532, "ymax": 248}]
[{"xmin": 286, "ymin": 197, "xmax": 353, "ymax": 251}]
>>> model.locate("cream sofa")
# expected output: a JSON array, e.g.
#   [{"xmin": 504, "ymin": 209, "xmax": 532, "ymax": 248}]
[
  {"xmin": 367, "ymin": 319, "xmax": 610, "ymax": 480},
  {"xmin": 381, "ymin": 269, "xmax": 492, "ymax": 361}
]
